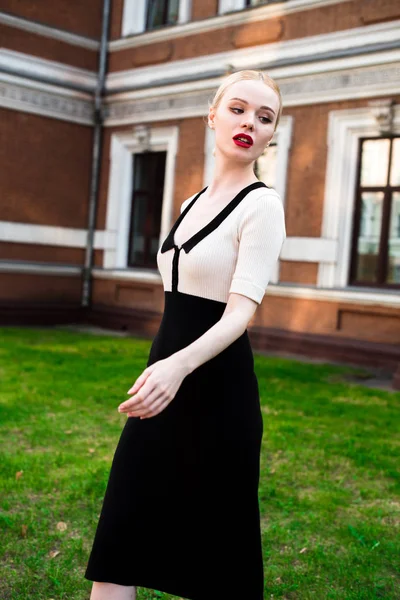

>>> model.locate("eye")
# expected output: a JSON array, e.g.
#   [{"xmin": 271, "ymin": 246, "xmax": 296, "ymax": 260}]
[{"xmin": 230, "ymin": 107, "xmax": 272, "ymax": 124}]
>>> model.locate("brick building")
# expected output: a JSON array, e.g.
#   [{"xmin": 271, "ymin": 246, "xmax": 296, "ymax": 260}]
[{"xmin": 0, "ymin": 0, "xmax": 399, "ymax": 381}]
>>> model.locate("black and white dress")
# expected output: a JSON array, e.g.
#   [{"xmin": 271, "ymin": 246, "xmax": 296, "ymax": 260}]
[{"xmin": 84, "ymin": 181, "xmax": 286, "ymax": 600}]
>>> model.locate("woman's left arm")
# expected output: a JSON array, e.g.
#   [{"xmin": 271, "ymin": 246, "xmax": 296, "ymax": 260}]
[{"xmin": 118, "ymin": 294, "xmax": 257, "ymax": 418}]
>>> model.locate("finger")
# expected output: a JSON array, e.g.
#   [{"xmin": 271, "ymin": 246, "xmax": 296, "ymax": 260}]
[
  {"xmin": 128, "ymin": 394, "xmax": 166, "ymax": 417},
  {"xmin": 140, "ymin": 398, "xmax": 170, "ymax": 419},
  {"xmin": 127, "ymin": 368, "xmax": 151, "ymax": 394},
  {"xmin": 119, "ymin": 384, "xmax": 160, "ymax": 413},
  {"xmin": 136, "ymin": 393, "xmax": 171, "ymax": 418},
  {"xmin": 119, "ymin": 379, "xmax": 157, "ymax": 412},
  {"xmin": 127, "ymin": 397, "xmax": 164, "ymax": 417}
]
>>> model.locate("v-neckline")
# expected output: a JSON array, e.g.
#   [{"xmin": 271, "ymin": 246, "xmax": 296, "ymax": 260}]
[{"xmin": 160, "ymin": 181, "xmax": 268, "ymax": 254}]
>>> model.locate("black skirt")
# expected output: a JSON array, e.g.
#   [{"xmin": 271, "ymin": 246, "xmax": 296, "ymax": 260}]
[{"xmin": 84, "ymin": 288, "xmax": 264, "ymax": 599}]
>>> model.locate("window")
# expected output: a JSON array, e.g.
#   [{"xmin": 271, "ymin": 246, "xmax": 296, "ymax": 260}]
[
  {"xmin": 127, "ymin": 152, "xmax": 167, "ymax": 269},
  {"xmin": 146, "ymin": 0, "xmax": 179, "ymax": 29},
  {"xmin": 245, "ymin": 0, "xmax": 286, "ymax": 6},
  {"xmin": 101, "ymin": 126, "xmax": 178, "ymax": 276},
  {"xmin": 219, "ymin": 0, "xmax": 287, "ymax": 14},
  {"xmin": 254, "ymin": 142, "xmax": 278, "ymax": 188},
  {"xmin": 349, "ymin": 137, "xmax": 400, "ymax": 288},
  {"xmin": 122, "ymin": 0, "xmax": 191, "ymax": 36}
]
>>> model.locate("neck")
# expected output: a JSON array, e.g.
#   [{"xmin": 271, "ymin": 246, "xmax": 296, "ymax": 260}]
[{"xmin": 206, "ymin": 150, "xmax": 258, "ymax": 196}]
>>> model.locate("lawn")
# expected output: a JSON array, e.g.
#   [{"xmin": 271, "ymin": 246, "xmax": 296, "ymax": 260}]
[{"xmin": 0, "ymin": 326, "xmax": 399, "ymax": 599}]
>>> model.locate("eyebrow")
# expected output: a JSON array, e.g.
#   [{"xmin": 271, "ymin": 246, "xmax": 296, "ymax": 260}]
[{"xmin": 229, "ymin": 97, "xmax": 276, "ymax": 115}]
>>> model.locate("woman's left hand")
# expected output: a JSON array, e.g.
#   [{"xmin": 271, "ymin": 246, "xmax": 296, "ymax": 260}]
[{"xmin": 118, "ymin": 356, "xmax": 189, "ymax": 419}]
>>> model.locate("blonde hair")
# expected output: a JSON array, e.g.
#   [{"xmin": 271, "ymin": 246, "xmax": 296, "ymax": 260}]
[{"xmin": 207, "ymin": 69, "xmax": 283, "ymax": 132}]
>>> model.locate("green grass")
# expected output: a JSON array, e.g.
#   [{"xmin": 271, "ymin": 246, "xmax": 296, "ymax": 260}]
[{"xmin": 0, "ymin": 326, "xmax": 399, "ymax": 599}]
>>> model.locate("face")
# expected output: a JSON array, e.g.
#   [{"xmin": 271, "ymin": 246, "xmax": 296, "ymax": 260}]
[{"xmin": 208, "ymin": 79, "xmax": 280, "ymax": 162}]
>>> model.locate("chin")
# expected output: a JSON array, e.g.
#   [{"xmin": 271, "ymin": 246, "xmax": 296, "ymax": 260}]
[{"xmin": 222, "ymin": 147, "xmax": 255, "ymax": 161}]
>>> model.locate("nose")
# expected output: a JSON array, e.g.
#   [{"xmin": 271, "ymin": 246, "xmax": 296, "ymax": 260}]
[{"xmin": 243, "ymin": 119, "xmax": 254, "ymax": 131}]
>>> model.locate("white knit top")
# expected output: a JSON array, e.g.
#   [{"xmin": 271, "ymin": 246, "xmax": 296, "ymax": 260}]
[{"xmin": 157, "ymin": 182, "xmax": 286, "ymax": 305}]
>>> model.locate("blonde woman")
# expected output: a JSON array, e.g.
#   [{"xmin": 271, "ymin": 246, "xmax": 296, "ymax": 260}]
[{"xmin": 85, "ymin": 69, "xmax": 286, "ymax": 600}]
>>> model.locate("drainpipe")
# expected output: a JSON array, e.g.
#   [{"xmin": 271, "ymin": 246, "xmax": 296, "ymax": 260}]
[{"xmin": 81, "ymin": 0, "xmax": 111, "ymax": 309}]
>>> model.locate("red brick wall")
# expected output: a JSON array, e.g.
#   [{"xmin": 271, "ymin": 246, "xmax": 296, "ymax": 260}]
[
  {"xmin": 0, "ymin": 23, "xmax": 98, "ymax": 70},
  {"xmin": 0, "ymin": 108, "xmax": 93, "ymax": 229},
  {"xmin": 108, "ymin": 0, "xmax": 400, "ymax": 71},
  {"xmin": 90, "ymin": 274, "xmax": 400, "ymax": 344},
  {"xmin": 0, "ymin": 273, "xmax": 82, "ymax": 302},
  {"xmin": 280, "ymin": 262, "xmax": 319, "ymax": 285},
  {"xmin": 257, "ymin": 294, "xmax": 400, "ymax": 343},
  {"xmin": 0, "ymin": 243, "xmax": 84, "ymax": 265},
  {"xmin": 1, "ymin": 0, "xmax": 103, "ymax": 38},
  {"xmin": 110, "ymin": 0, "xmax": 124, "ymax": 41},
  {"xmin": 192, "ymin": 0, "xmax": 218, "ymax": 21}
]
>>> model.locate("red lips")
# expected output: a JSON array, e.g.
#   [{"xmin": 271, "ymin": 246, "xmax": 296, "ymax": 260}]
[{"xmin": 233, "ymin": 133, "xmax": 254, "ymax": 145}]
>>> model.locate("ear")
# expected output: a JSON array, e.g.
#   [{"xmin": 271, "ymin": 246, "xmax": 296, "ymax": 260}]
[{"xmin": 208, "ymin": 107, "xmax": 215, "ymax": 129}]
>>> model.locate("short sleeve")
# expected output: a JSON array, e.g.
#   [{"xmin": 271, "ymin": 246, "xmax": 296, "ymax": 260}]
[{"xmin": 229, "ymin": 192, "xmax": 286, "ymax": 304}]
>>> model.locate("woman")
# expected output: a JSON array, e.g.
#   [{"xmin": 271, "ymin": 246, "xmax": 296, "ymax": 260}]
[{"xmin": 85, "ymin": 69, "xmax": 286, "ymax": 600}]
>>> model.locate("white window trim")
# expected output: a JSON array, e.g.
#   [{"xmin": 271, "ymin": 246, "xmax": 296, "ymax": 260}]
[
  {"xmin": 103, "ymin": 126, "xmax": 179, "ymax": 272},
  {"xmin": 203, "ymin": 114, "xmax": 293, "ymax": 284},
  {"xmin": 122, "ymin": 0, "xmax": 192, "ymax": 37},
  {"xmin": 318, "ymin": 104, "xmax": 400, "ymax": 289},
  {"xmin": 218, "ymin": 0, "xmax": 245, "ymax": 14}
]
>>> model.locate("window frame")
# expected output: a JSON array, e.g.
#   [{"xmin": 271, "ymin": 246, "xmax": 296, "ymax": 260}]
[
  {"xmin": 127, "ymin": 151, "xmax": 168, "ymax": 270},
  {"xmin": 102, "ymin": 126, "xmax": 179, "ymax": 276},
  {"xmin": 349, "ymin": 135, "xmax": 400, "ymax": 289},
  {"xmin": 319, "ymin": 105, "xmax": 400, "ymax": 289}
]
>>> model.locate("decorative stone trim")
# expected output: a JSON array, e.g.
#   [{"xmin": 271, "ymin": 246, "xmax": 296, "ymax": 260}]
[
  {"xmin": 0, "ymin": 73, "xmax": 94, "ymax": 125},
  {"xmin": 0, "ymin": 49, "xmax": 97, "ymax": 93},
  {"xmin": 104, "ymin": 61, "xmax": 400, "ymax": 127}
]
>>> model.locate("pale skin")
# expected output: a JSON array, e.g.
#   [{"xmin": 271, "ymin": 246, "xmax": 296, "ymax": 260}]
[{"xmin": 90, "ymin": 78, "xmax": 281, "ymax": 600}]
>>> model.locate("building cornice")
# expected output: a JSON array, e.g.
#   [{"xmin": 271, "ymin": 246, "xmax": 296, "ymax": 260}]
[
  {"xmin": 109, "ymin": 0, "xmax": 351, "ymax": 51},
  {"xmin": 0, "ymin": 49, "xmax": 97, "ymax": 94},
  {"xmin": 104, "ymin": 60, "xmax": 400, "ymax": 126},
  {"xmin": 0, "ymin": 21, "xmax": 399, "ymax": 126},
  {"xmin": 0, "ymin": 73, "xmax": 94, "ymax": 125},
  {"xmin": 0, "ymin": 10, "xmax": 100, "ymax": 51}
]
